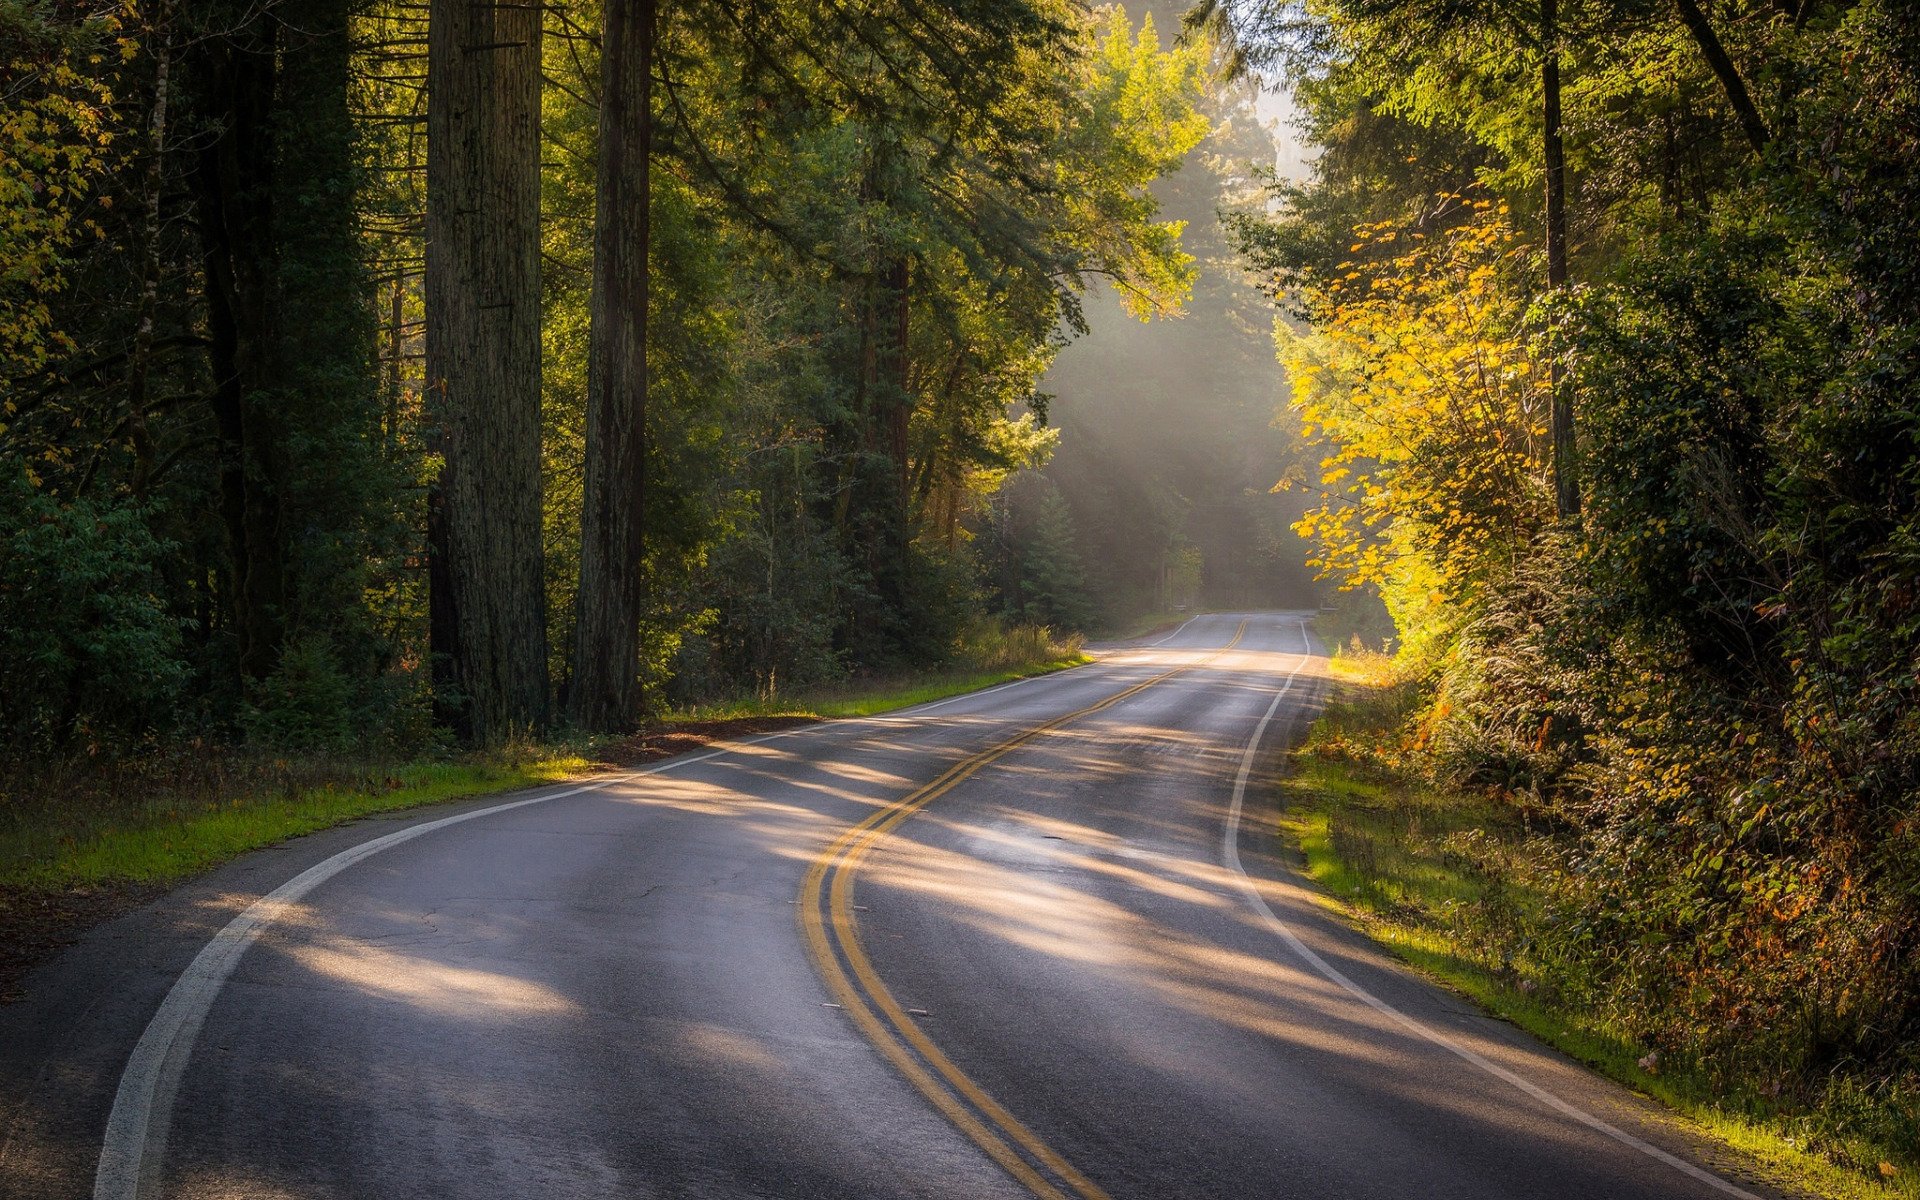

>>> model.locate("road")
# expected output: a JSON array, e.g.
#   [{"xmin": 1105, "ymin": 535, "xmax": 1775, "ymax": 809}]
[{"xmin": 0, "ymin": 611, "xmax": 1784, "ymax": 1199}]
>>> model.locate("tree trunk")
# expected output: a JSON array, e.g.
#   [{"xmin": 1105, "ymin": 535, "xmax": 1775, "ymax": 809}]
[
  {"xmin": 427, "ymin": 0, "xmax": 550, "ymax": 742},
  {"xmin": 569, "ymin": 0, "xmax": 657, "ymax": 733},
  {"xmin": 191, "ymin": 10, "xmax": 288, "ymax": 683},
  {"xmin": 1543, "ymin": 0, "xmax": 1579, "ymax": 519},
  {"xmin": 384, "ymin": 273, "xmax": 405, "ymax": 458},
  {"xmin": 275, "ymin": 0, "xmax": 383, "ymax": 647},
  {"xmin": 126, "ymin": 2, "xmax": 171, "ymax": 498},
  {"xmin": 1673, "ymin": 0, "xmax": 1771, "ymax": 155},
  {"xmin": 880, "ymin": 256, "xmax": 911, "ymax": 507},
  {"xmin": 847, "ymin": 254, "xmax": 913, "ymax": 652}
]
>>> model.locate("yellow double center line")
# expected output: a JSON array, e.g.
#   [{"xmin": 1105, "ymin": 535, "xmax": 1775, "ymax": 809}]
[{"xmin": 798, "ymin": 621, "xmax": 1250, "ymax": 1200}]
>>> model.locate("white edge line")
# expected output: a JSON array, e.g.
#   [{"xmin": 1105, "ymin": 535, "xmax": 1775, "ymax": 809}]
[
  {"xmin": 1220, "ymin": 620, "xmax": 1763, "ymax": 1200},
  {"xmin": 1142, "ymin": 611, "xmax": 1206, "ymax": 648},
  {"xmin": 92, "ymin": 609, "xmax": 1228, "ymax": 1199},
  {"xmin": 886, "ymin": 668, "xmax": 1084, "ymax": 717},
  {"xmin": 885, "ymin": 611, "xmax": 1209, "ymax": 719},
  {"xmin": 854, "ymin": 612, "xmax": 1209, "ymax": 725},
  {"xmin": 90, "ymin": 713, "xmax": 858, "ymax": 1200},
  {"xmin": 94, "ymin": 631, "xmax": 1177, "ymax": 1200}
]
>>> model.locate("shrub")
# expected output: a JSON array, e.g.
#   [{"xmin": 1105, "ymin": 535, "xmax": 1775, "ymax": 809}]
[
  {"xmin": 0, "ymin": 470, "xmax": 185, "ymax": 752},
  {"xmin": 241, "ymin": 634, "xmax": 354, "ymax": 752}
]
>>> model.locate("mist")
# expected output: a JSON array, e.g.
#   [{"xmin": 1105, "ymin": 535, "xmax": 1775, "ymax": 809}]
[{"xmin": 1035, "ymin": 26, "xmax": 1321, "ymax": 626}]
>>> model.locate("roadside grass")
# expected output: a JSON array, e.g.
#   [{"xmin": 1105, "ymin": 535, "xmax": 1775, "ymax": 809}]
[
  {"xmin": 1098, "ymin": 609, "xmax": 1189, "ymax": 641},
  {"xmin": 0, "ymin": 744, "xmax": 595, "ymax": 893},
  {"xmin": 1278, "ymin": 675, "xmax": 1917, "ymax": 1200},
  {"xmin": 1, "ymin": 626, "xmax": 1089, "ymax": 902},
  {"xmin": 669, "ymin": 624, "xmax": 1089, "ymax": 722},
  {"xmin": 667, "ymin": 656, "xmax": 1088, "ymax": 722}
]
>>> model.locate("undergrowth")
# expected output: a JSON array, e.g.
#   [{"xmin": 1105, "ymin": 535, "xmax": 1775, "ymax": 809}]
[
  {"xmin": 0, "ymin": 739, "xmax": 593, "ymax": 892},
  {"xmin": 670, "ymin": 624, "xmax": 1087, "ymax": 721},
  {"xmin": 0, "ymin": 634, "xmax": 1088, "ymax": 900},
  {"xmin": 1280, "ymin": 659, "xmax": 1919, "ymax": 1200}
]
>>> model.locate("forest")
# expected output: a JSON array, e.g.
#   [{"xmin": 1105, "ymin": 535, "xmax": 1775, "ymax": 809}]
[
  {"xmin": 13, "ymin": 0, "xmax": 1920, "ymax": 1186},
  {"xmin": 0, "ymin": 0, "xmax": 1240, "ymax": 754},
  {"xmin": 1216, "ymin": 0, "xmax": 1920, "ymax": 1183}
]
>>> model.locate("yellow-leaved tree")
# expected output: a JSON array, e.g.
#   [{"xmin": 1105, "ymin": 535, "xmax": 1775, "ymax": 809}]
[
  {"xmin": 1278, "ymin": 198, "xmax": 1553, "ymax": 656},
  {"xmin": 1, "ymin": 7, "xmax": 129, "ymax": 406}
]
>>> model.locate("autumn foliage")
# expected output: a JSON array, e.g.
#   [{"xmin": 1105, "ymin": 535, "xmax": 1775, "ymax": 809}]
[{"xmin": 1243, "ymin": 0, "xmax": 1920, "ymax": 1178}]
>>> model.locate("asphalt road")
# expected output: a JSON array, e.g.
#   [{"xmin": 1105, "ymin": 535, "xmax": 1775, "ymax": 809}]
[{"xmin": 0, "ymin": 612, "xmax": 1789, "ymax": 1199}]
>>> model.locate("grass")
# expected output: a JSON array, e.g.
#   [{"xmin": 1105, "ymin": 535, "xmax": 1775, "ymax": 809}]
[
  {"xmin": 671, "ymin": 621, "xmax": 1089, "ymax": 721},
  {"xmin": 666, "ymin": 653, "xmax": 1089, "ymax": 722},
  {"xmin": 0, "ymin": 627, "xmax": 1090, "ymax": 901},
  {"xmin": 1277, "ymin": 671, "xmax": 1916, "ymax": 1200},
  {"xmin": 0, "ymin": 746, "xmax": 594, "ymax": 893},
  {"xmin": 1098, "ymin": 609, "xmax": 1190, "ymax": 641}
]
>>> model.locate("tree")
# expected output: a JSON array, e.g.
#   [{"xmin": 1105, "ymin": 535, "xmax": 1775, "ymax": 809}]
[
  {"xmin": 427, "ymin": 0, "xmax": 550, "ymax": 741},
  {"xmin": 1279, "ymin": 201, "xmax": 1552, "ymax": 643},
  {"xmin": 1016, "ymin": 483, "xmax": 1094, "ymax": 632},
  {"xmin": 569, "ymin": 0, "xmax": 656, "ymax": 732},
  {"xmin": 1542, "ymin": 0, "xmax": 1576, "ymax": 516},
  {"xmin": 1669, "ymin": 0, "xmax": 1768, "ymax": 154}
]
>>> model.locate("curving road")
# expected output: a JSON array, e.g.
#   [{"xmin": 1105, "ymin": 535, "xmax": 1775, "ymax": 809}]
[{"xmin": 0, "ymin": 612, "xmax": 1787, "ymax": 1199}]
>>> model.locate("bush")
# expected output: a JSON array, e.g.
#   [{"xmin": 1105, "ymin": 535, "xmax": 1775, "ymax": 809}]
[
  {"xmin": 241, "ymin": 634, "xmax": 354, "ymax": 752},
  {"xmin": 0, "ymin": 471, "xmax": 185, "ymax": 752},
  {"xmin": 957, "ymin": 618, "xmax": 1083, "ymax": 672}
]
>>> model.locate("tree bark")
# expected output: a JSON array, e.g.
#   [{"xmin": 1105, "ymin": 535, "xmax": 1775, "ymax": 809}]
[
  {"xmin": 126, "ymin": 2, "xmax": 172, "ymax": 498},
  {"xmin": 191, "ymin": 10, "xmax": 288, "ymax": 683},
  {"xmin": 1543, "ymin": 0, "xmax": 1579, "ymax": 519},
  {"xmin": 881, "ymin": 256, "xmax": 911, "ymax": 507},
  {"xmin": 845, "ymin": 254, "xmax": 913, "ymax": 651},
  {"xmin": 275, "ymin": 0, "xmax": 383, "ymax": 645},
  {"xmin": 569, "ymin": 0, "xmax": 657, "ymax": 733},
  {"xmin": 1673, "ymin": 0, "xmax": 1771, "ymax": 155},
  {"xmin": 427, "ymin": 0, "xmax": 550, "ymax": 742}
]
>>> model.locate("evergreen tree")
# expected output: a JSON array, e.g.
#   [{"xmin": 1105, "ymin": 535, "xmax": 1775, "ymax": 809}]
[
  {"xmin": 569, "ymin": 0, "xmax": 655, "ymax": 732},
  {"xmin": 1017, "ymin": 487, "xmax": 1093, "ymax": 632},
  {"xmin": 426, "ymin": 0, "xmax": 550, "ymax": 741}
]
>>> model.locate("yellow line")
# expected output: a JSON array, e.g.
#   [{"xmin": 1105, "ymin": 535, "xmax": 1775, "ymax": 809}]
[{"xmin": 799, "ymin": 622, "xmax": 1250, "ymax": 1199}]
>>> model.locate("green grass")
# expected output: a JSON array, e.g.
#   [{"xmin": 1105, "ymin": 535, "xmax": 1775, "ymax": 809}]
[
  {"xmin": 666, "ymin": 654, "xmax": 1090, "ymax": 721},
  {"xmin": 1, "ymin": 643, "xmax": 1091, "ymax": 901},
  {"xmin": 1098, "ymin": 609, "xmax": 1189, "ymax": 641},
  {"xmin": 2, "ymin": 750, "xmax": 593, "ymax": 893},
  {"xmin": 1278, "ymin": 704, "xmax": 1916, "ymax": 1199}
]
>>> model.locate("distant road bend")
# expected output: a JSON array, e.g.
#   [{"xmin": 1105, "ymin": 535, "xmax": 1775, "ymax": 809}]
[{"xmin": 4, "ymin": 612, "xmax": 1782, "ymax": 1199}]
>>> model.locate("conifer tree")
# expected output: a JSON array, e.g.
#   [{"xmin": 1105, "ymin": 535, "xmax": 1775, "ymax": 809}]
[
  {"xmin": 569, "ymin": 0, "xmax": 656, "ymax": 732},
  {"xmin": 426, "ymin": 0, "xmax": 550, "ymax": 740}
]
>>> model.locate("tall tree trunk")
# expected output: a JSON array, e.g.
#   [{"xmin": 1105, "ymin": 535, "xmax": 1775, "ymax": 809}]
[
  {"xmin": 384, "ymin": 273, "xmax": 405, "ymax": 458},
  {"xmin": 847, "ymin": 254, "xmax": 913, "ymax": 653},
  {"xmin": 191, "ymin": 10, "xmax": 288, "ymax": 684},
  {"xmin": 126, "ymin": 1, "xmax": 172, "ymax": 498},
  {"xmin": 1673, "ymin": 0, "xmax": 1770, "ymax": 155},
  {"xmin": 427, "ymin": 0, "xmax": 550, "ymax": 742},
  {"xmin": 569, "ymin": 0, "xmax": 657, "ymax": 733},
  {"xmin": 275, "ymin": 0, "xmax": 383, "ymax": 650},
  {"xmin": 1543, "ymin": 0, "xmax": 1579, "ymax": 519},
  {"xmin": 880, "ymin": 256, "xmax": 911, "ymax": 508}
]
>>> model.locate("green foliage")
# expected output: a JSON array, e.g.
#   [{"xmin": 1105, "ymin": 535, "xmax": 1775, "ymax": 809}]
[
  {"xmin": 0, "ymin": 0, "xmax": 1213, "ymax": 763},
  {"xmin": 981, "ymin": 472, "xmax": 1096, "ymax": 632},
  {"xmin": 1283, "ymin": 691, "xmax": 1920, "ymax": 1199},
  {"xmin": 0, "ymin": 469, "xmax": 183, "ymax": 751},
  {"xmin": 241, "ymin": 635, "xmax": 354, "ymax": 753},
  {"xmin": 1233, "ymin": 0, "xmax": 1920, "ymax": 1184},
  {"xmin": 0, "ymin": 1, "xmax": 129, "ymax": 392}
]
